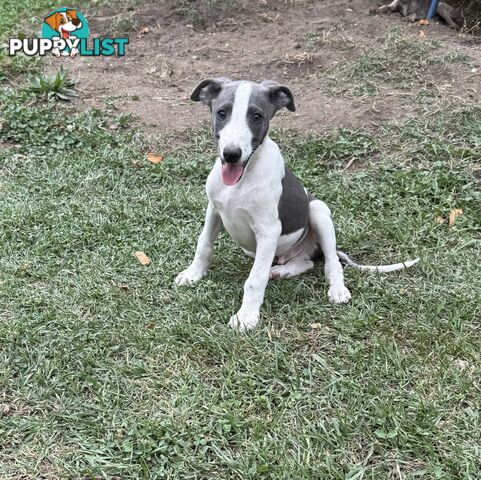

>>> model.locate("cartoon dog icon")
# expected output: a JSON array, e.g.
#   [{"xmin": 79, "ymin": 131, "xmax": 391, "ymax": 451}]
[{"xmin": 44, "ymin": 9, "xmax": 82, "ymax": 57}]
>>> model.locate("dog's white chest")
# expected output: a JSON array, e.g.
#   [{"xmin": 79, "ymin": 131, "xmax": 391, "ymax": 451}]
[
  {"xmin": 206, "ymin": 157, "xmax": 283, "ymax": 253},
  {"xmin": 211, "ymin": 187, "xmax": 259, "ymax": 252}
]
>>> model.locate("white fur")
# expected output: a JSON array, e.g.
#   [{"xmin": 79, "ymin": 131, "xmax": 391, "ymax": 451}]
[
  {"xmin": 176, "ymin": 81, "xmax": 357, "ymax": 330},
  {"xmin": 175, "ymin": 129, "xmax": 351, "ymax": 330},
  {"xmin": 218, "ymin": 82, "xmax": 253, "ymax": 162},
  {"xmin": 176, "ymin": 82, "xmax": 419, "ymax": 330}
]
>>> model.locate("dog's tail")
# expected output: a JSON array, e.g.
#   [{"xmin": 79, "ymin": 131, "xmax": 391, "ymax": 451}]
[{"xmin": 336, "ymin": 250, "xmax": 419, "ymax": 273}]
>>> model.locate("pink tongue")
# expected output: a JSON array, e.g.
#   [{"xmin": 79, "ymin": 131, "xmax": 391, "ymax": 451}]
[{"xmin": 221, "ymin": 163, "xmax": 244, "ymax": 186}]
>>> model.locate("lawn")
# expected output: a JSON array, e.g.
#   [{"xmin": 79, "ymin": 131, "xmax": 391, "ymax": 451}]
[{"xmin": 1, "ymin": 1, "xmax": 481, "ymax": 479}]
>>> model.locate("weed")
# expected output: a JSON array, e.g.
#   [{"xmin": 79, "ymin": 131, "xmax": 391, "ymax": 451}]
[{"xmin": 28, "ymin": 67, "xmax": 78, "ymax": 102}]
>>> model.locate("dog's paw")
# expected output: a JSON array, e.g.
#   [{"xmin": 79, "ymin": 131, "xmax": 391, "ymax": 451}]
[
  {"xmin": 175, "ymin": 266, "xmax": 207, "ymax": 286},
  {"xmin": 328, "ymin": 284, "xmax": 352, "ymax": 304},
  {"xmin": 269, "ymin": 265, "xmax": 287, "ymax": 280},
  {"xmin": 228, "ymin": 311, "xmax": 259, "ymax": 332}
]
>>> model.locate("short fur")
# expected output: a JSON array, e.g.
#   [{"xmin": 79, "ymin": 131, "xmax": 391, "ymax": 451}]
[{"xmin": 176, "ymin": 78, "xmax": 418, "ymax": 331}]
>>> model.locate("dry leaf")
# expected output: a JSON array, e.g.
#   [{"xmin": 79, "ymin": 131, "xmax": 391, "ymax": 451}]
[
  {"xmin": 309, "ymin": 323, "xmax": 322, "ymax": 329},
  {"xmin": 418, "ymin": 30, "xmax": 426, "ymax": 38},
  {"xmin": 267, "ymin": 329, "xmax": 273, "ymax": 341},
  {"xmin": 134, "ymin": 251, "xmax": 151, "ymax": 265},
  {"xmin": 448, "ymin": 208, "xmax": 463, "ymax": 227},
  {"xmin": 139, "ymin": 26, "xmax": 150, "ymax": 35},
  {"xmin": 419, "ymin": 19, "xmax": 430, "ymax": 25},
  {"xmin": 435, "ymin": 216, "xmax": 446, "ymax": 224},
  {"xmin": 147, "ymin": 153, "xmax": 163, "ymax": 164}
]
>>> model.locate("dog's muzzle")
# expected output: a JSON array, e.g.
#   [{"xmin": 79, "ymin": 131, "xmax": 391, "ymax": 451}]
[{"xmin": 220, "ymin": 147, "xmax": 258, "ymax": 186}]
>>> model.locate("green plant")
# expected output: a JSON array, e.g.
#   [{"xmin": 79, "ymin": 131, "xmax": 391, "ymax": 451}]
[{"xmin": 28, "ymin": 67, "xmax": 78, "ymax": 102}]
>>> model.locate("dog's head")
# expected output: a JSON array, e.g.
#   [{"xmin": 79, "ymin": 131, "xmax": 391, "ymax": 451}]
[
  {"xmin": 44, "ymin": 10, "xmax": 82, "ymax": 39},
  {"xmin": 191, "ymin": 78, "xmax": 295, "ymax": 185}
]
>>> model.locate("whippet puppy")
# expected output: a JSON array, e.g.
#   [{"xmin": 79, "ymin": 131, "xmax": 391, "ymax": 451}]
[{"xmin": 175, "ymin": 78, "xmax": 419, "ymax": 331}]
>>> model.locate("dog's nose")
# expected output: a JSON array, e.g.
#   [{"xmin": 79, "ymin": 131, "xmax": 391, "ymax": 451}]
[
  {"xmin": 223, "ymin": 147, "xmax": 242, "ymax": 164},
  {"xmin": 72, "ymin": 18, "xmax": 81, "ymax": 26}
]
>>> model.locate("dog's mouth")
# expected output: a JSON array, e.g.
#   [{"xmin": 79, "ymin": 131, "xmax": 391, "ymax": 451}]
[
  {"xmin": 220, "ymin": 149, "xmax": 257, "ymax": 186},
  {"xmin": 221, "ymin": 160, "xmax": 247, "ymax": 186},
  {"xmin": 61, "ymin": 29, "xmax": 70, "ymax": 39}
]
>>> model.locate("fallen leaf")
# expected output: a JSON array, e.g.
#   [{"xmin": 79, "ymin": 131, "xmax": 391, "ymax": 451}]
[
  {"xmin": 147, "ymin": 153, "xmax": 163, "ymax": 164},
  {"xmin": 418, "ymin": 30, "xmax": 426, "ymax": 38},
  {"xmin": 145, "ymin": 322, "xmax": 156, "ymax": 329},
  {"xmin": 419, "ymin": 19, "xmax": 430, "ymax": 26},
  {"xmin": 267, "ymin": 329, "xmax": 273, "ymax": 341},
  {"xmin": 448, "ymin": 208, "xmax": 463, "ymax": 227},
  {"xmin": 139, "ymin": 26, "xmax": 150, "ymax": 35},
  {"xmin": 309, "ymin": 323, "xmax": 322, "ymax": 329},
  {"xmin": 134, "ymin": 251, "xmax": 151, "ymax": 265},
  {"xmin": 119, "ymin": 283, "xmax": 129, "ymax": 290},
  {"xmin": 0, "ymin": 404, "xmax": 12, "ymax": 415},
  {"xmin": 435, "ymin": 216, "xmax": 446, "ymax": 224}
]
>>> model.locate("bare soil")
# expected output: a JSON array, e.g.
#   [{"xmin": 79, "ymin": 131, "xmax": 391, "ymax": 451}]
[{"xmin": 44, "ymin": 0, "xmax": 481, "ymax": 134}]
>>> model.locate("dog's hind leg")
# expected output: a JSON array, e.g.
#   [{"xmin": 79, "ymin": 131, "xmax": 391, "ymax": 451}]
[
  {"xmin": 270, "ymin": 258, "xmax": 314, "ymax": 280},
  {"xmin": 309, "ymin": 200, "xmax": 351, "ymax": 304}
]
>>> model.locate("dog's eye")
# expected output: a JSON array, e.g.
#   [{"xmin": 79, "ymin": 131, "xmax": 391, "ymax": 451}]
[
  {"xmin": 252, "ymin": 113, "xmax": 262, "ymax": 123},
  {"xmin": 216, "ymin": 110, "xmax": 226, "ymax": 121},
  {"xmin": 60, "ymin": 18, "xmax": 66, "ymax": 23}
]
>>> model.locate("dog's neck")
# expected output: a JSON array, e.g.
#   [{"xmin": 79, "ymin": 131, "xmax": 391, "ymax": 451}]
[{"xmin": 243, "ymin": 135, "xmax": 273, "ymax": 173}]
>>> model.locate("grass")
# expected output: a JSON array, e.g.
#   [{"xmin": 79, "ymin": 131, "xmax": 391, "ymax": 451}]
[
  {"xmin": 1, "ymin": 1, "xmax": 481, "ymax": 478},
  {"xmin": 328, "ymin": 28, "xmax": 474, "ymax": 97},
  {"xmin": 1, "ymin": 81, "xmax": 481, "ymax": 478}
]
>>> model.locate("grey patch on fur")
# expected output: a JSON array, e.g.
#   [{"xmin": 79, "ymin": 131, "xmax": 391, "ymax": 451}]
[
  {"xmin": 247, "ymin": 82, "xmax": 294, "ymax": 150},
  {"xmin": 191, "ymin": 78, "xmax": 295, "ymax": 149},
  {"xmin": 278, "ymin": 168, "xmax": 310, "ymax": 235}
]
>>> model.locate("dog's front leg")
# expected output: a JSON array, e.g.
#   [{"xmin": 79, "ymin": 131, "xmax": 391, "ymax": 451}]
[
  {"xmin": 229, "ymin": 226, "xmax": 280, "ymax": 331},
  {"xmin": 175, "ymin": 202, "xmax": 222, "ymax": 286}
]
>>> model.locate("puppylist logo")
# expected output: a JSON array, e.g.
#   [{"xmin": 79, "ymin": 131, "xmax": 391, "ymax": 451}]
[{"xmin": 9, "ymin": 8, "xmax": 128, "ymax": 57}]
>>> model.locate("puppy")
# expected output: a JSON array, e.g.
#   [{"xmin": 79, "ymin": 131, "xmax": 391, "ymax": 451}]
[{"xmin": 175, "ymin": 78, "xmax": 418, "ymax": 331}]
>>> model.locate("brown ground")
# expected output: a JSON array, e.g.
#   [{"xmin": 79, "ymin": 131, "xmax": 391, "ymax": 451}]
[{"xmin": 44, "ymin": 0, "xmax": 481, "ymax": 134}]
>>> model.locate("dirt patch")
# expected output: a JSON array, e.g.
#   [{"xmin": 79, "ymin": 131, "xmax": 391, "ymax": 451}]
[{"xmin": 43, "ymin": 0, "xmax": 481, "ymax": 134}]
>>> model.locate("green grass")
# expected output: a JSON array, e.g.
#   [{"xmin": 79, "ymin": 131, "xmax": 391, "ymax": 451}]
[
  {"xmin": 1, "ymin": 83, "xmax": 481, "ymax": 478},
  {"xmin": 1, "ymin": 0, "xmax": 481, "ymax": 478},
  {"xmin": 328, "ymin": 28, "xmax": 473, "ymax": 97}
]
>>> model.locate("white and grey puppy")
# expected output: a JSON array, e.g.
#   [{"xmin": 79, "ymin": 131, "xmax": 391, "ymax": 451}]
[{"xmin": 176, "ymin": 78, "xmax": 418, "ymax": 331}]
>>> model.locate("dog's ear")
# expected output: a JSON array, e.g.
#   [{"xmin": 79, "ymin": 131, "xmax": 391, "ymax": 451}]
[
  {"xmin": 191, "ymin": 78, "xmax": 231, "ymax": 108},
  {"xmin": 44, "ymin": 12, "xmax": 61, "ymax": 31},
  {"xmin": 262, "ymin": 80, "xmax": 296, "ymax": 112},
  {"xmin": 66, "ymin": 9, "xmax": 78, "ymax": 20}
]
